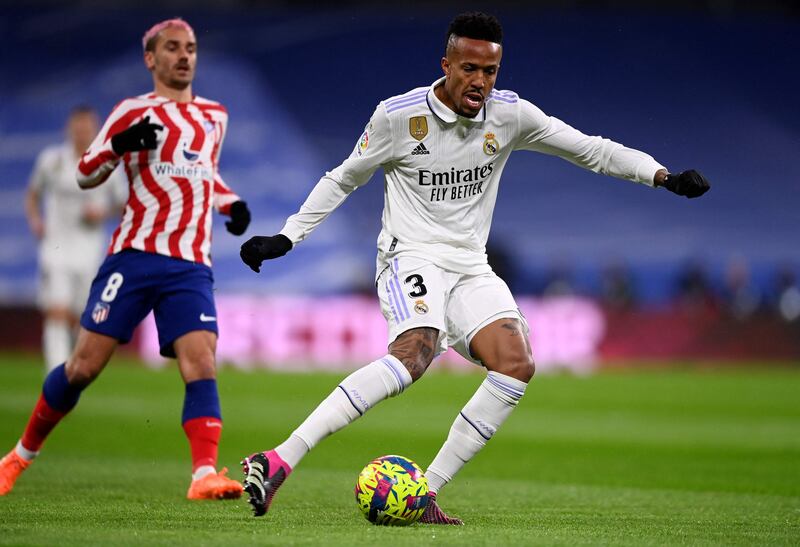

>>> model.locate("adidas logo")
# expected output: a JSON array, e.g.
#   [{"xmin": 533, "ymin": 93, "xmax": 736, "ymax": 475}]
[{"xmin": 411, "ymin": 142, "xmax": 430, "ymax": 155}]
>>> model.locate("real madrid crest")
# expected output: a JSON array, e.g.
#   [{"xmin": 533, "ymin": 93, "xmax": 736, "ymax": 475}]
[
  {"xmin": 414, "ymin": 300, "xmax": 429, "ymax": 315},
  {"xmin": 409, "ymin": 116, "xmax": 428, "ymax": 141},
  {"xmin": 483, "ymin": 132, "xmax": 500, "ymax": 156}
]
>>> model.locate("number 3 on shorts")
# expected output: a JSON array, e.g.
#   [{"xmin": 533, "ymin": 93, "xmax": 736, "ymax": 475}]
[
  {"xmin": 101, "ymin": 272, "xmax": 124, "ymax": 302},
  {"xmin": 405, "ymin": 274, "xmax": 427, "ymax": 298}
]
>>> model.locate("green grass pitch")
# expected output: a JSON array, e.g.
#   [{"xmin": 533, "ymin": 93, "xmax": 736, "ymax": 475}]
[{"xmin": 0, "ymin": 354, "xmax": 798, "ymax": 545}]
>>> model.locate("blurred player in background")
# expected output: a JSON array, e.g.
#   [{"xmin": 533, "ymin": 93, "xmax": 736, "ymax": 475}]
[
  {"xmin": 25, "ymin": 106, "xmax": 127, "ymax": 372},
  {"xmin": 238, "ymin": 12, "xmax": 710, "ymax": 523},
  {"xmin": 1, "ymin": 18, "xmax": 251, "ymax": 500}
]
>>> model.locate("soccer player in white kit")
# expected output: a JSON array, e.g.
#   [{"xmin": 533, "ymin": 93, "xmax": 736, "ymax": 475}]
[
  {"xmin": 25, "ymin": 106, "xmax": 126, "ymax": 371},
  {"xmin": 240, "ymin": 12, "xmax": 710, "ymax": 523}
]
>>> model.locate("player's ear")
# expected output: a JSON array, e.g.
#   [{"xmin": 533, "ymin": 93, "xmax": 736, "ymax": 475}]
[
  {"xmin": 441, "ymin": 57, "xmax": 450, "ymax": 77},
  {"xmin": 144, "ymin": 51, "xmax": 156, "ymax": 71}
]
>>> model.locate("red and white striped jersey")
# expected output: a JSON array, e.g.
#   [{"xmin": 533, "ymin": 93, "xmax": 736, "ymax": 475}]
[{"xmin": 77, "ymin": 93, "xmax": 240, "ymax": 266}]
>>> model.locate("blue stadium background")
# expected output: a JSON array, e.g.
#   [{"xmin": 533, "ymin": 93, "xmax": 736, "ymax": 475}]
[{"xmin": 0, "ymin": 5, "xmax": 797, "ymax": 304}]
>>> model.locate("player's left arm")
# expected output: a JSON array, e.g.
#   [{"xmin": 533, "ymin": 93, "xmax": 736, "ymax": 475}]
[
  {"xmin": 515, "ymin": 100, "xmax": 710, "ymax": 198},
  {"xmin": 210, "ymin": 111, "xmax": 250, "ymax": 235}
]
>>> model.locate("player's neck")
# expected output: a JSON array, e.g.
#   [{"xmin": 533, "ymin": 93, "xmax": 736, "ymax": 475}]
[
  {"xmin": 72, "ymin": 142, "xmax": 89, "ymax": 158},
  {"xmin": 433, "ymin": 85, "xmax": 457, "ymax": 115},
  {"xmin": 152, "ymin": 82, "xmax": 193, "ymax": 103}
]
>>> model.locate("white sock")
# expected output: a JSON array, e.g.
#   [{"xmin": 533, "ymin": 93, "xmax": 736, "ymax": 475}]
[
  {"xmin": 426, "ymin": 371, "xmax": 527, "ymax": 493},
  {"xmin": 15, "ymin": 440, "xmax": 39, "ymax": 462},
  {"xmin": 192, "ymin": 465, "xmax": 216, "ymax": 480},
  {"xmin": 273, "ymin": 434, "xmax": 311, "ymax": 469},
  {"xmin": 43, "ymin": 319, "xmax": 72, "ymax": 371},
  {"xmin": 276, "ymin": 355, "xmax": 412, "ymax": 468}
]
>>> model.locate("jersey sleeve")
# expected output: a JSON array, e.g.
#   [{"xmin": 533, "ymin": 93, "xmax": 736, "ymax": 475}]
[
  {"xmin": 514, "ymin": 99, "xmax": 665, "ymax": 186},
  {"xmin": 28, "ymin": 149, "xmax": 51, "ymax": 192},
  {"xmin": 75, "ymin": 101, "xmax": 138, "ymax": 189},
  {"xmin": 213, "ymin": 175, "xmax": 240, "ymax": 214},
  {"xmin": 280, "ymin": 103, "xmax": 393, "ymax": 244}
]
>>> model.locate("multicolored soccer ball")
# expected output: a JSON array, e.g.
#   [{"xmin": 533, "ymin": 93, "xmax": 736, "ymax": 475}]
[{"xmin": 355, "ymin": 455, "xmax": 429, "ymax": 526}]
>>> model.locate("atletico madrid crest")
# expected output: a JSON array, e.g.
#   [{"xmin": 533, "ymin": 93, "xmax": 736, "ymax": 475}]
[{"xmin": 92, "ymin": 302, "xmax": 110, "ymax": 324}]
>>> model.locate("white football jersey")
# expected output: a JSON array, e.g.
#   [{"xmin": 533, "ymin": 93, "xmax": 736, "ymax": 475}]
[
  {"xmin": 29, "ymin": 143, "xmax": 126, "ymax": 269},
  {"xmin": 280, "ymin": 77, "xmax": 665, "ymax": 275}
]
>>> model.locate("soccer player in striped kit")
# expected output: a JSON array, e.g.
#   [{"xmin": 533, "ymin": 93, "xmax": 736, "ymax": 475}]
[
  {"xmin": 1, "ymin": 18, "xmax": 249, "ymax": 500},
  {"xmin": 239, "ymin": 12, "xmax": 710, "ymax": 522}
]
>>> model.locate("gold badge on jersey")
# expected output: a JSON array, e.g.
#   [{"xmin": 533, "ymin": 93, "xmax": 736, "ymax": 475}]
[
  {"xmin": 409, "ymin": 116, "xmax": 428, "ymax": 141},
  {"xmin": 483, "ymin": 132, "xmax": 500, "ymax": 155},
  {"xmin": 414, "ymin": 300, "xmax": 429, "ymax": 315}
]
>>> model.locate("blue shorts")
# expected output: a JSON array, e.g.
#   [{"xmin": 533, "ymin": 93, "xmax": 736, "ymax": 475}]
[{"xmin": 80, "ymin": 250, "xmax": 218, "ymax": 358}]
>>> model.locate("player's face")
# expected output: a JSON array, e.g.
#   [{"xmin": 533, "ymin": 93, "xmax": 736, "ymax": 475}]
[
  {"xmin": 145, "ymin": 26, "xmax": 197, "ymax": 90},
  {"xmin": 440, "ymin": 37, "xmax": 502, "ymax": 118},
  {"xmin": 67, "ymin": 111, "xmax": 99, "ymax": 152}
]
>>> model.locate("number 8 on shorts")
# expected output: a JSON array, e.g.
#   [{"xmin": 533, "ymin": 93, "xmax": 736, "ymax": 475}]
[{"xmin": 101, "ymin": 272, "xmax": 124, "ymax": 302}]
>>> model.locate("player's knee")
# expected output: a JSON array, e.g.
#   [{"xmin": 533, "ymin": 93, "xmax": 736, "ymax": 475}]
[
  {"xmin": 388, "ymin": 346, "xmax": 429, "ymax": 382},
  {"xmin": 388, "ymin": 327, "xmax": 437, "ymax": 383},
  {"xmin": 65, "ymin": 353, "xmax": 103, "ymax": 387},
  {"xmin": 489, "ymin": 351, "xmax": 535, "ymax": 383},
  {"xmin": 399, "ymin": 354, "xmax": 429, "ymax": 382},
  {"xmin": 389, "ymin": 345, "xmax": 433, "ymax": 382},
  {"xmin": 174, "ymin": 331, "xmax": 218, "ymax": 381},
  {"xmin": 516, "ymin": 355, "xmax": 536, "ymax": 383},
  {"xmin": 181, "ymin": 348, "xmax": 216, "ymax": 380}
]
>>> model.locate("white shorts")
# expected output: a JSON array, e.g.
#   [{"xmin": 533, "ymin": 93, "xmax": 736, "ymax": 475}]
[
  {"xmin": 377, "ymin": 255, "xmax": 527, "ymax": 365},
  {"xmin": 38, "ymin": 262, "xmax": 96, "ymax": 315}
]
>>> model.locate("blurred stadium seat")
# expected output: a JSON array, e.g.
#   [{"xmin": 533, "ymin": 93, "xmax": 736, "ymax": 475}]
[{"xmin": 1, "ymin": 3, "xmax": 797, "ymax": 363}]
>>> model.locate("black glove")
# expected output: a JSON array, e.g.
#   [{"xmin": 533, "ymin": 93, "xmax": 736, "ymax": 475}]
[
  {"xmin": 240, "ymin": 234, "xmax": 293, "ymax": 273},
  {"xmin": 225, "ymin": 201, "xmax": 251, "ymax": 236},
  {"xmin": 661, "ymin": 170, "xmax": 711, "ymax": 199},
  {"xmin": 110, "ymin": 116, "xmax": 163, "ymax": 155}
]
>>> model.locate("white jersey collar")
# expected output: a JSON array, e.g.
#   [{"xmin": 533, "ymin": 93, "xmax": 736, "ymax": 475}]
[{"xmin": 426, "ymin": 77, "xmax": 486, "ymax": 124}]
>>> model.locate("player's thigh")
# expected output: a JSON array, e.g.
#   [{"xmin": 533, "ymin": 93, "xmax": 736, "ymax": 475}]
[
  {"xmin": 376, "ymin": 256, "xmax": 452, "ymax": 359},
  {"xmin": 447, "ymin": 271, "xmax": 531, "ymax": 367},
  {"xmin": 79, "ymin": 251, "xmax": 159, "ymax": 345},
  {"xmin": 153, "ymin": 260, "xmax": 218, "ymax": 360}
]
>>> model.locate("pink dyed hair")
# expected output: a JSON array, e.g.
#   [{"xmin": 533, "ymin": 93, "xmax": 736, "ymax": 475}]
[{"xmin": 142, "ymin": 18, "xmax": 195, "ymax": 51}]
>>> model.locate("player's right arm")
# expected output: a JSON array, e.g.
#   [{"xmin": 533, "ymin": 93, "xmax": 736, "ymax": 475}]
[
  {"xmin": 279, "ymin": 104, "xmax": 393, "ymax": 244},
  {"xmin": 240, "ymin": 103, "xmax": 393, "ymax": 273},
  {"xmin": 76, "ymin": 101, "xmax": 162, "ymax": 189},
  {"xmin": 25, "ymin": 149, "xmax": 49, "ymax": 239}
]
